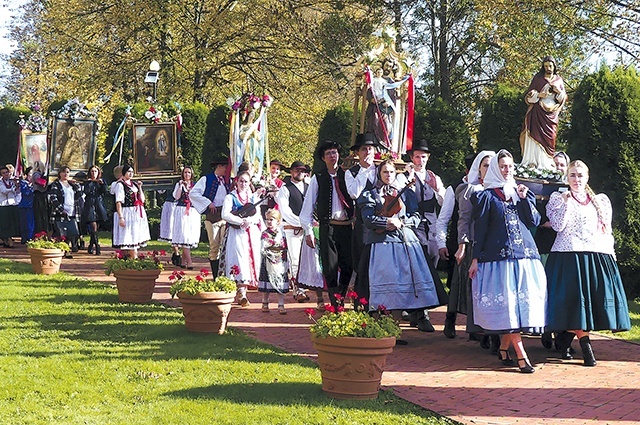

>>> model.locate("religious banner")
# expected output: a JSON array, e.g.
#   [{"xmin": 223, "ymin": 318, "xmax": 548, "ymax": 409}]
[
  {"xmin": 132, "ymin": 122, "xmax": 178, "ymax": 175},
  {"xmin": 49, "ymin": 98, "xmax": 99, "ymax": 176},
  {"xmin": 19, "ymin": 130, "xmax": 48, "ymax": 171},
  {"xmin": 227, "ymin": 92, "xmax": 273, "ymax": 177},
  {"xmin": 50, "ymin": 117, "xmax": 98, "ymax": 175}
]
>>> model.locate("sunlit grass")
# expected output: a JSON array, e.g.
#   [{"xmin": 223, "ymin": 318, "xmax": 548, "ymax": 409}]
[{"xmin": 0, "ymin": 259, "xmax": 457, "ymax": 425}]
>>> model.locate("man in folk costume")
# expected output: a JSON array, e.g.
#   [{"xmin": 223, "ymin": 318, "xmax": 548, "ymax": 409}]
[
  {"xmin": 300, "ymin": 140, "xmax": 354, "ymax": 307},
  {"xmin": 345, "ymin": 133, "xmax": 379, "ymax": 300},
  {"xmin": 190, "ymin": 156, "xmax": 230, "ymax": 275},
  {"xmin": 397, "ymin": 139, "xmax": 449, "ymax": 331},
  {"xmin": 277, "ymin": 160, "xmax": 320, "ymax": 304}
]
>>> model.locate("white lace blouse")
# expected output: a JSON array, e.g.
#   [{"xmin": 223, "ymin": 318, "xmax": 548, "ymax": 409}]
[{"xmin": 546, "ymin": 191, "xmax": 615, "ymax": 255}]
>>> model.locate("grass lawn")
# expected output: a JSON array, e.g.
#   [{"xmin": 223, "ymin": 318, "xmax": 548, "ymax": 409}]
[{"xmin": 0, "ymin": 259, "xmax": 458, "ymax": 425}]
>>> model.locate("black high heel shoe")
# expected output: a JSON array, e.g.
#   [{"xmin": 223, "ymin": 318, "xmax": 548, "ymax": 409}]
[
  {"xmin": 498, "ymin": 349, "xmax": 515, "ymax": 366},
  {"xmin": 517, "ymin": 358, "xmax": 535, "ymax": 373}
]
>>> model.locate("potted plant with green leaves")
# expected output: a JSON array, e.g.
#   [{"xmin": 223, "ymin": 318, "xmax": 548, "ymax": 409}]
[
  {"xmin": 104, "ymin": 250, "xmax": 165, "ymax": 303},
  {"xmin": 306, "ymin": 291, "xmax": 401, "ymax": 400},
  {"xmin": 170, "ymin": 268, "xmax": 236, "ymax": 334},
  {"xmin": 27, "ymin": 231, "xmax": 71, "ymax": 274}
]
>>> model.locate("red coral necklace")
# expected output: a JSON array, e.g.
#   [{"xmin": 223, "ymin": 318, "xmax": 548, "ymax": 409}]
[{"xmin": 570, "ymin": 191, "xmax": 590, "ymax": 205}]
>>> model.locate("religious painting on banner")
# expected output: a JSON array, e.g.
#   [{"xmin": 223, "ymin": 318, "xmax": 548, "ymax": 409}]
[
  {"xmin": 19, "ymin": 130, "xmax": 48, "ymax": 171},
  {"xmin": 132, "ymin": 122, "xmax": 178, "ymax": 175},
  {"xmin": 50, "ymin": 117, "xmax": 98, "ymax": 176},
  {"xmin": 227, "ymin": 92, "xmax": 273, "ymax": 178}
]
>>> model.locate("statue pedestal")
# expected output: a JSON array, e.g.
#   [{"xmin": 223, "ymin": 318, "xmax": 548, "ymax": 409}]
[{"xmin": 515, "ymin": 177, "xmax": 568, "ymax": 201}]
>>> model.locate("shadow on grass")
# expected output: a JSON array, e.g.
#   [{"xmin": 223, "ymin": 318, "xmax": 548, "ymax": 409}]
[{"xmin": 165, "ymin": 382, "xmax": 427, "ymax": 412}]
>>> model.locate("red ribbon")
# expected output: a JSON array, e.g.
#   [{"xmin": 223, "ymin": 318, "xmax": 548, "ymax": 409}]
[
  {"xmin": 405, "ymin": 74, "xmax": 415, "ymax": 152},
  {"xmin": 132, "ymin": 192, "xmax": 144, "ymax": 218}
]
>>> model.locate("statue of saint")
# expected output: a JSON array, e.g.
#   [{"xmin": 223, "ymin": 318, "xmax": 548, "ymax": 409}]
[
  {"xmin": 519, "ymin": 56, "xmax": 567, "ymax": 169},
  {"xmin": 366, "ymin": 58, "xmax": 399, "ymax": 149}
]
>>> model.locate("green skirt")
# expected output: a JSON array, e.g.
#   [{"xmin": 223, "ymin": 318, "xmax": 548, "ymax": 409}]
[{"xmin": 545, "ymin": 251, "xmax": 630, "ymax": 332}]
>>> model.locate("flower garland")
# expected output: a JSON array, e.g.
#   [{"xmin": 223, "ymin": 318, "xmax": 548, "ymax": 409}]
[
  {"xmin": 17, "ymin": 103, "xmax": 48, "ymax": 133},
  {"xmin": 514, "ymin": 163, "xmax": 564, "ymax": 182},
  {"xmin": 227, "ymin": 92, "xmax": 273, "ymax": 113},
  {"xmin": 54, "ymin": 97, "xmax": 98, "ymax": 120}
]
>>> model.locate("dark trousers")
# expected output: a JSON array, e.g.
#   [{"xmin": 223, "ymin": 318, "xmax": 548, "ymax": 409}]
[
  {"xmin": 319, "ymin": 222, "xmax": 353, "ymax": 291},
  {"xmin": 18, "ymin": 207, "xmax": 35, "ymax": 243}
]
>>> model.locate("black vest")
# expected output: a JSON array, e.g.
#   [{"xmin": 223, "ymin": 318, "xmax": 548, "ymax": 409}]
[
  {"xmin": 316, "ymin": 168, "xmax": 354, "ymax": 223},
  {"xmin": 285, "ymin": 179, "xmax": 307, "ymax": 216}
]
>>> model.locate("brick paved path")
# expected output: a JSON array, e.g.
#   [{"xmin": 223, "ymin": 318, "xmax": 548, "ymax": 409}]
[{"xmin": 4, "ymin": 244, "xmax": 640, "ymax": 425}]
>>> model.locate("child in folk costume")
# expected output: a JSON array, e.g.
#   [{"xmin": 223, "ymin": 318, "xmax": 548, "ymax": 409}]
[
  {"xmin": 258, "ymin": 209, "xmax": 290, "ymax": 314},
  {"xmin": 170, "ymin": 167, "xmax": 200, "ymax": 269}
]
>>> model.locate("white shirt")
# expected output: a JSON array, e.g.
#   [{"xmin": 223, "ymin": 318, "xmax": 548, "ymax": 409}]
[
  {"xmin": 300, "ymin": 173, "xmax": 347, "ymax": 235},
  {"xmin": 345, "ymin": 163, "xmax": 376, "ymax": 200},
  {"xmin": 277, "ymin": 180, "xmax": 305, "ymax": 227},
  {"xmin": 435, "ymin": 186, "xmax": 455, "ymax": 249},
  {"xmin": 547, "ymin": 191, "xmax": 615, "ymax": 256},
  {"xmin": 0, "ymin": 178, "xmax": 20, "ymax": 206},
  {"xmin": 190, "ymin": 174, "xmax": 228, "ymax": 214},
  {"xmin": 61, "ymin": 183, "xmax": 75, "ymax": 216}
]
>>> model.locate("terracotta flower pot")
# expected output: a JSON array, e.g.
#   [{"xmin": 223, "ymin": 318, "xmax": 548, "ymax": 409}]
[
  {"xmin": 311, "ymin": 335, "xmax": 396, "ymax": 400},
  {"xmin": 113, "ymin": 269, "xmax": 161, "ymax": 303},
  {"xmin": 28, "ymin": 247, "xmax": 65, "ymax": 275},
  {"xmin": 177, "ymin": 291, "xmax": 235, "ymax": 334}
]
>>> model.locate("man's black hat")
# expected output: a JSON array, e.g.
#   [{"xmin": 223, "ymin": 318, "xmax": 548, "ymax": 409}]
[
  {"xmin": 408, "ymin": 139, "xmax": 431, "ymax": 153},
  {"xmin": 349, "ymin": 133, "xmax": 378, "ymax": 151}
]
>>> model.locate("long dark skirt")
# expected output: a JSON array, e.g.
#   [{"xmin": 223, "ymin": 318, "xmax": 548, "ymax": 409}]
[{"xmin": 545, "ymin": 251, "xmax": 630, "ymax": 332}]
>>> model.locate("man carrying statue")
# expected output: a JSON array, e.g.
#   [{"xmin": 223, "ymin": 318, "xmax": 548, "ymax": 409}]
[{"xmin": 520, "ymin": 56, "xmax": 567, "ymax": 169}]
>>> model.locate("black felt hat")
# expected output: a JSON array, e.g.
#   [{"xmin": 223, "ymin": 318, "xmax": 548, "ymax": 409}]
[
  {"xmin": 408, "ymin": 139, "xmax": 431, "ymax": 153},
  {"xmin": 349, "ymin": 132, "xmax": 378, "ymax": 151},
  {"xmin": 287, "ymin": 160, "xmax": 307, "ymax": 172}
]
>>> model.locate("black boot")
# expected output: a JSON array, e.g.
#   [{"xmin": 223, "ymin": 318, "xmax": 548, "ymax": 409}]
[
  {"xmin": 489, "ymin": 334, "xmax": 501, "ymax": 356},
  {"xmin": 87, "ymin": 235, "xmax": 94, "ymax": 254},
  {"xmin": 443, "ymin": 312, "xmax": 457, "ymax": 338},
  {"xmin": 416, "ymin": 310, "xmax": 435, "ymax": 332},
  {"xmin": 579, "ymin": 335, "xmax": 597, "ymax": 366},
  {"xmin": 94, "ymin": 234, "xmax": 101, "ymax": 255},
  {"xmin": 210, "ymin": 259, "xmax": 219, "ymax": 276},
  {"xmin": 556, "ymin": 331, "xmax": 575, "ymax": 360}
]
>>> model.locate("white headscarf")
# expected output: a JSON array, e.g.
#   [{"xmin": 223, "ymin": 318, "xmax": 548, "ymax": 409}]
[
  {"xmin": 467, "ymin": 150, "xmax": 496, "ymax": 185},
  {"xmin": 482, "ymin": 149, "xmax": 519, "ymax": 202}
]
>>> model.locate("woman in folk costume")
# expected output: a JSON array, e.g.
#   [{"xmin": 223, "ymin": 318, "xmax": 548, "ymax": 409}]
[
  {"xmin": 112, "ymin": 164, "xmax": 150, "ymax": 258},
  {"xmin": 221, "ymin": 171, "xmax": 263, "ymax": 307},
  {"xmin": 357, "ymin": 160, "xmax": 439, "ymax": 314},
  {"xmin": 545, "ymin": 160, "xmax": 630, "ymax": 366},
  {"xmin": 170, "ymin": 166, "xmax": 201, "ymax": 269},
  {"xmin": 468, "ymin": 149, "xmax": 547, "ymax": 373},
  {"xmin": 449, "ymin": 150, "xmax": 495, "ymax": 341}
]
